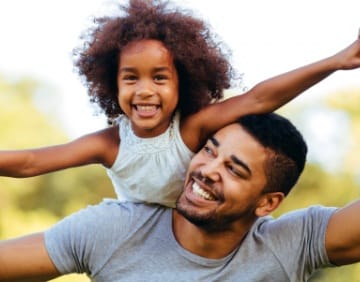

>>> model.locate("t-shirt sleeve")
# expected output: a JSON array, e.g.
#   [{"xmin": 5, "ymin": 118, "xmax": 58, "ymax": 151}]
[
  {"xmin": 44, "ymin": 200, "xmax": 134, "ymax": 276},
  {"xmin": 259, "ymin": 206, "xmax": 337, "ymax": 278}
]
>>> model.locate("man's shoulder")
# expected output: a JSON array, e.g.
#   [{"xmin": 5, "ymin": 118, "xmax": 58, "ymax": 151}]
[
  {"xmin": 233, "ymin": 206, "xmax": 337, "ymax": 280},
  {"xmin": 45, "ymin": 200, "xmax": 171, "ymax": 253},
  {"xmin": 51, "ymin": 200, "xmax": 171, "ymax": 236},
  {"xmin": 95, "ymin": 199, "xmax": 171, "ymax": 222},
  {"xmin": 254, "ymin": 205, "xmax": 337, "ymax": 232}
]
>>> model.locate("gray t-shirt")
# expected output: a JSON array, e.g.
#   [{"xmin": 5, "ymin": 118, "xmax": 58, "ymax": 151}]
[{"xmin": 45, "ymin": 200, "xmax": 336, "ymax": 282}]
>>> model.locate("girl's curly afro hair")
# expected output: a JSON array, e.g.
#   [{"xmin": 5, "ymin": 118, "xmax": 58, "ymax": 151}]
[{"xmin": 74, "ymin": 0, "xmax": 234, "ymax": 121}]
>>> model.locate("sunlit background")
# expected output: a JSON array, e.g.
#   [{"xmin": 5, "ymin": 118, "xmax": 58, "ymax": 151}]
[{"xmin": 1, "ymin": 1, "xmax": 360, "ymax": 281}]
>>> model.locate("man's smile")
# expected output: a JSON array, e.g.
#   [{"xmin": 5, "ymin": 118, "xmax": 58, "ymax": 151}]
[{"xmin": 192, "ymin": 182, "xmax": 216, "ymax": 201}]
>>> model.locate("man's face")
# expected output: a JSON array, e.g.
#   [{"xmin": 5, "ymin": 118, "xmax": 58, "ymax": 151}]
[{"xmin": 176, "ymin": 123, "xmax": 269, "ymax": 231}]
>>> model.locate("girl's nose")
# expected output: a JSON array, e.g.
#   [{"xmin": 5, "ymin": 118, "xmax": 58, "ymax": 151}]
[{"xmin": 135, "ymin": 80, "xmax": 155, "ymax": 98}]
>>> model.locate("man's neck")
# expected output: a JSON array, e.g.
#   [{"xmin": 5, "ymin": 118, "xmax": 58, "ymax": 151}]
[{"xmin": 172, "ymin": 210, "xmax": 254, "ymax": 259}]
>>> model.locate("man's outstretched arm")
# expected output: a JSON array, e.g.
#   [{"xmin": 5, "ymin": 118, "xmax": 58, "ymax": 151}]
[
  {"xmin": 326, "ymin": 199, "xmax": 360, "ymax": 265},
  {"xmin": 0, "ymin": 232, "xmax": 60, "ymax": 282}
]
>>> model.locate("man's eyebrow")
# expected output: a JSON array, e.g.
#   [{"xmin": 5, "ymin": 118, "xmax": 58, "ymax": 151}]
[
  {"xmin": 210, "ymin": 136, "xmax": 251, "ymax": 175},
  {"xmin": 209, "ymin": 136, "xmax": 219, "ymax": 147},
  {"xmin": 231, "ymin": 155, "xmax": 252, "ymax": 176}
]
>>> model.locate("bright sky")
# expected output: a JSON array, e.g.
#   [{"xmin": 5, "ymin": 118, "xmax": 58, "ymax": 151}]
[{"xmin": 0, "ymin": 0, "xmax": 359, "ymax": 169}]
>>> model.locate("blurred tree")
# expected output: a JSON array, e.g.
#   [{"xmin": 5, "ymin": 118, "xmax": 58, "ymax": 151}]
[
  {"xmin": 275, "ymin": 87, "xmax": 360, "ymax": 281},
  {"xmin": 0, "ymin": 74, "xmax": 114, "ymax": 237},
  {"xmin": 326, "ymin": 88, "xmax": 360, "ymax": 176},
  {"xmin": 0, "ymin": 75, "xmax": 114, "ymax": 281}
]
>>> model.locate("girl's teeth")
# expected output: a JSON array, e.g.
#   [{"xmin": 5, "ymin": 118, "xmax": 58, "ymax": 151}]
[
  {"xmin": 192, "ymin": 182, "xmax": 215, "ymax": 200},
  {"xmin": 137, "ymin": 105, "xmax": 157, "ymax": 112}
]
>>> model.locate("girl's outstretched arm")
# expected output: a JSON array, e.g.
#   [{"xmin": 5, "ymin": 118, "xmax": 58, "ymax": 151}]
[
  {"xmin": 0, "ymin": 126, "xmax": 119, "ymax": 178},
  {"xmin": 237, "ymin": 36, "xmax": 360, "ymax": 115},
  {"xmin": 182, "ymin": 36, "xmax": 360, "ymax": 151}
]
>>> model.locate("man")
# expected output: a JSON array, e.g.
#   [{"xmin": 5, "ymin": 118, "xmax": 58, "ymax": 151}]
[{"xmin": 1, "ymin": 113, "xmax": 360, "ymax": 281}]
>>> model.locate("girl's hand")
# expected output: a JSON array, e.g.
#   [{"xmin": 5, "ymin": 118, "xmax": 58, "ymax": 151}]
[{"xmin": 332, "ymin": 31, "xmax": 360, "ymax": 70}]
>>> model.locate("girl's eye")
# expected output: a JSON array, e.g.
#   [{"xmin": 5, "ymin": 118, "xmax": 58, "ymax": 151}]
[
  {"xmin": 123, "ymin": 75, "xmax": 137, "ymax": 81},
  {"xmin": 154, "ymin": 75, "xmax": 167, "ymax": 81}
]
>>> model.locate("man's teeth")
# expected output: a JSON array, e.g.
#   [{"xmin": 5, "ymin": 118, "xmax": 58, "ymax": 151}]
[
  {"xmin": 136, "ymin": 105, "xmax": 157, "ymax": 112},
  {"xmin": 192, "ymin": 182, "xmax": 215, "ymax": 200}
]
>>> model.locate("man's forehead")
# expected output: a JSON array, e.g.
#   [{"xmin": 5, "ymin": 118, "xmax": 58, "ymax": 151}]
[
  {"xmin": 213, "ymin": 123, "xmax": 249, "ymax": 143},
  {"xmin": 212, "ymin": 123, "xmax": 263, "ymax": 154}
]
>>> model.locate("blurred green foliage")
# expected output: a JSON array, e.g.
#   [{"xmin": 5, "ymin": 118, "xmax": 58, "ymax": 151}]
[
  {"xmin": 275, "ymin": 88, "xmax": 360, "ymax": 281},
  {"xmin": 0, "ymin": 76, "xmax": 114, "ymax": 281},
  {"xmin": 0, "ymin": 76, "xmax": 359, "ymax": 281}
]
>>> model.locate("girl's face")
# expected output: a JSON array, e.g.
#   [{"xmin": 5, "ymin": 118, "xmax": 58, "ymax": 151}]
[{"xmin": 117, "ymin": 39, "xmax": 179, "ymax": 138}]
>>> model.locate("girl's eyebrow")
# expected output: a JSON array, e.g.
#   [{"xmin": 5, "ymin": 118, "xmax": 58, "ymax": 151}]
[
  {"xmin": 153, "ymin": 66, "xmax": 172, "ymax": 72},
  {"xmin": 118, "ymin": 67, "xmax": 137, "ymax": 73},
  {"xmin": 118, "ymin": 66, "xmax": 172, "ymax": 73}
]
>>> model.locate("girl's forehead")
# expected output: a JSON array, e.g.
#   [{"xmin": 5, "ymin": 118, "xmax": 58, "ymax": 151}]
[
  {"xmin": 119, "ymin": 39, "xmax": 175, "ymax": 70},
  {"xmin": 122, "ymin": 39, "xmax": 171, "ymax": 55}
]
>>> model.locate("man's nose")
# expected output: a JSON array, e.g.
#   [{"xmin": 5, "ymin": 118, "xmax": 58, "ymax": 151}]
[{"xmin": 200, "ymin": 159, "xmax": 221, "ymax": 183}]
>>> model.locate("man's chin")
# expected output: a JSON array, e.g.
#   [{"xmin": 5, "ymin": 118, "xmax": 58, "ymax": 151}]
[
  {"xmin": 176, "ymin": 199, "xmax": 244, "ymax": 232},
  {"xmin": 176, "ymin": 191, "xmax": 232, "ymax": 231},
  {"xmin": 176, "ymin": 200, "xmax": 217, "ymax": 228}
]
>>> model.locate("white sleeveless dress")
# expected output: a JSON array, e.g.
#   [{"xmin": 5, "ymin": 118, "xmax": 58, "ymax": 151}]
[{"xmin": 107, "ymin": 113, "xmax": 194, "ymax": 207}]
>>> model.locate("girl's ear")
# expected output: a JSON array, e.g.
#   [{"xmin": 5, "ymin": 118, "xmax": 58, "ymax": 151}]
[{"xmin": 255, "ymin": 192, "xmax": 284, "ymax": 217}]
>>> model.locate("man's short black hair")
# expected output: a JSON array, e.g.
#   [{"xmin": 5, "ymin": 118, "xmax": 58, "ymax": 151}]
[{"xmin": 238, "ymin": 113, "xmax": 307, "ymax": 196}]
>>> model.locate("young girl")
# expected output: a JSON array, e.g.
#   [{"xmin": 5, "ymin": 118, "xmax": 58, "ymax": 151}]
[{"xmin": 1, "ymin": 0, "xmax": 360, "ymax": 207}]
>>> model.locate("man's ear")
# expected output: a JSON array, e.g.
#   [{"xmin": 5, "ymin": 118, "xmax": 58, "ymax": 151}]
[{"xmin": 255, "ymin": 192, "xmax": 284, "ymax": 217}]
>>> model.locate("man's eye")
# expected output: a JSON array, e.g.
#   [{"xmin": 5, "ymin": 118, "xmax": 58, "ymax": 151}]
[
  {"xmin": 203, "ymin": 145, "xmax": 214, "ymax": 155},
  {"xmin": 228, "ymin": 165, "xmax": 243, "ymax": 178}
]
